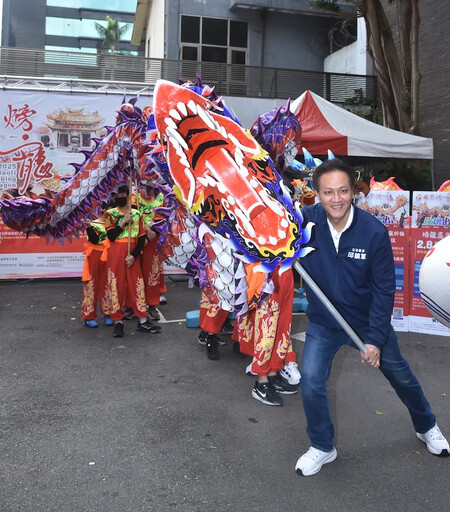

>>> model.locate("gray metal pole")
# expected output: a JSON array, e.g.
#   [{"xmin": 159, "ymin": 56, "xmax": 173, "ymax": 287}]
[{"xmin": 293, "ymin": 259, "xmax": 367, "ymax": 353}]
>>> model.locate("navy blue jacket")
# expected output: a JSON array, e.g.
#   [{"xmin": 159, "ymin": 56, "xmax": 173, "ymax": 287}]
[{"xmin": 301, "ymin": 203, "xmax": 395, "ymax": 349}]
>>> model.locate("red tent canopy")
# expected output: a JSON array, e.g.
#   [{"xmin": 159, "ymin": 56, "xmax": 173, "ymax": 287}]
[
  {"xmin": 290, "ymin": 90, "xmax": 433, "ymax": 159},
  {"xmin": 293, "ymin": 90, "xmax": 347, "ymax": 155}
]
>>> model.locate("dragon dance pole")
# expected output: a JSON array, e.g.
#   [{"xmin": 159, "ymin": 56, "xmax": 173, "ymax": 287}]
[
  {"xmin": 293, "ymin": 259, "xmax": 366, "ymax": 353},
  {"xmin": 127, "ymin": 170, "xmax": 133, "ymax": 257}
]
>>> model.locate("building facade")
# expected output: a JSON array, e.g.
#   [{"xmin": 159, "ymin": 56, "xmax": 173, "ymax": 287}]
[
  {"xmin": 132, "ymin": 0, "xmax": 358, "ymax": 72},
  {"xmin": 416, "ymin": 0, "xmax": 450, "ymax": 188},
  {"xmin": 2, "ymin": 0, "xmax": 140, "ymax": 55}
]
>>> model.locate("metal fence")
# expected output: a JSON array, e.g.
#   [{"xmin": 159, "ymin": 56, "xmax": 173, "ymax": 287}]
[{"xmin": 0, "ymin": 47, "xmax": 377, "ymax": 105}]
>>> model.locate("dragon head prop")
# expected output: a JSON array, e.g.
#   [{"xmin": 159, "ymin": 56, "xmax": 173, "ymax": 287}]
[{"xmin": 153, "ymin": 80, "xmax": 311, "ymax": 272}]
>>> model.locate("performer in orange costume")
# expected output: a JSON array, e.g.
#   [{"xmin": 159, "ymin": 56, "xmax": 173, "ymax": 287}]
[
  {"xmin": 137, "ymin": 181, "xmax": 166, "ymax": 321},
  {"xmin": 103, "ymin": 183, "xmax": 161, "ymax": 338},
  {"xmin": 81, "ymin": 203, "xmax": 113, "ymax": 328},
  {"xmin": 198, "ymin": 292, "xmax": 232, "ymax": 360},
  {"xmin": 234, "ymin": 266, "xmax": 298, "ymax": 405}
]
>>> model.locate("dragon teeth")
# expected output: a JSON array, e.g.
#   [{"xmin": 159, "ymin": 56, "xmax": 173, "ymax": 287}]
[
  {"xmin": 197, "ymin": 107, "xmax": 216, "ymax": 130},
  {"xmin": 177, "ymin": 102, "xmax": 188, "ymax": 117},
  {"xmin": 169, "ymin": 109, "xmax": 181, "ymax": 121},
  {"xmin": 179, "ymin": 157, "xmax": 190, "ymax": 168},
  {"xmin": 197, "ymin": 177, "xmax": 209, "ymax": 188},
  {"xmin": 234, "ymin": 150, "xmax": 243, "ymax": 166},
  {"xmin": 184, "ymin": 167, "xmax": 196, "ymax": 208},
  {"xmin": 217, "ymin": 182, "xmax": 226, "ymax": 194},
  {"xmin": 166, "ymin": 127, "xmax": 188, "ymax": 150},
  {"xmin": 187, "ymin": 100, "xmax": 197, "ymax": 114},
  {"xmin": 165, "ymin": 117, "xmax": 177, "ymax": 129}
]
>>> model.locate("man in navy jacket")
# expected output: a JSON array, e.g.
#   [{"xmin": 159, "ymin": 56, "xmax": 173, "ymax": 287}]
[{"xmin": 295, "ymin": 158, "xmax": 449, "ymax": 477}]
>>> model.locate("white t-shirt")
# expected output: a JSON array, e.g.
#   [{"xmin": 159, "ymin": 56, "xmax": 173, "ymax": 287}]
[{"xmin": 327, "ymin": 205, "xmax": 354, "ymax": 252}]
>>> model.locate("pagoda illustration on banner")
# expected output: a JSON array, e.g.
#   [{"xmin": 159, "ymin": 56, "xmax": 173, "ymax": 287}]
[{"xmin": 44, "ymin": 107, "xmax": 105, "ymax": 152}]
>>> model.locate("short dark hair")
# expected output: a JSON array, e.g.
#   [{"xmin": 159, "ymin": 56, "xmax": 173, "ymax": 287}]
[
  {"xmin": 117, "ymin": 183, "xmax": 130, "ymax": 195},
  {"xmin": 312, "ymin": 158, "xmax": 355, "ymax": 191}
]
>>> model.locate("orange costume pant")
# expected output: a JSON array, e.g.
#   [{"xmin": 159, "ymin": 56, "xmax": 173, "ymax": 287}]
[
  {"xmin": 141, "ymin": 236, "xmax": 167, "ymax": 306},
  {"xmin": 81, "ymin": 246, "xmax": 107, "ymax": 320},
  {"xmin": 101, "ymin": 239, "xmax": 148, "ymax": 321},
  {"xmin": 199, "ymin": 292, "xmax": 229, "ymax": 334},
  {"xmin": 234, "ymin": 268, "xmax": 296, "ymax": 375}
]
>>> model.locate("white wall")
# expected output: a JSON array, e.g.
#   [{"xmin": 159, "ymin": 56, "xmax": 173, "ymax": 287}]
[
  {"xmin": 146, "ymin": 0, "xmax": 165, "ymax": 58},
  {"xmin": 324, "ymin": 18, "xmax": 372, "ymax": 75}
]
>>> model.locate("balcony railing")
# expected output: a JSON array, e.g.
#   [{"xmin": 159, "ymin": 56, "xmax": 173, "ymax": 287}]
[{"xmin": 0, "ymin": 47, "xmax": 376, "ymax": 105}]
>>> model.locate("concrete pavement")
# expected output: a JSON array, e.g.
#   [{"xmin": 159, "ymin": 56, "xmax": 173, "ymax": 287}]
[{"xmin": 0, "ymin": 277, "xmax": 449, "ymax": 512}]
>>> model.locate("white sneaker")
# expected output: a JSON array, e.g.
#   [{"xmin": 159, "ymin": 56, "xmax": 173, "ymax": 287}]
[
  {"xmin": 280, "ymin": 361, "xmax": 301, "ymax": 385},
  {"xmin": 246, "ymin": 363, "xmax": 257, "ymax": 376},
  {"xmin": 295, "ymin": 447, "xmax": 337, "ymax": 476},
  {"xmin": 416, "ymin": 424, "xmax": 450, "ymax": 455}
]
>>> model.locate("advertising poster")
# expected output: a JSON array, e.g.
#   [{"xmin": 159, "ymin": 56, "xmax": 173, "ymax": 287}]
[
  {"xmin": 409, "ymin": 191, "xmax": 450, "ymax": 336},
  {"xmin": 0, "ymin": 90, "xmax": 153, "ymax": 279},
  {"xmin": 358, "ymin": 190, "xmax": 410, "ymax": 331}
]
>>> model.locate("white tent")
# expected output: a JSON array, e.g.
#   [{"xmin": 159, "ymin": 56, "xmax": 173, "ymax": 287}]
[{"xmin": 290, "ymin": 90, "xmax": 433, "ymax": 160}]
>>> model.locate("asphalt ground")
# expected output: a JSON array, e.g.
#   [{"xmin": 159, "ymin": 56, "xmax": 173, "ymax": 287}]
[{"xmin": 0, "ymin": 277, "xmax": 449, "ymax": 512}]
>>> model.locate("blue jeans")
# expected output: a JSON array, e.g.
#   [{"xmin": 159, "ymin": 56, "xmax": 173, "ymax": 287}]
[{"xmin": 300, "ymin": 322, "xmax": 436, "ymax": 452}]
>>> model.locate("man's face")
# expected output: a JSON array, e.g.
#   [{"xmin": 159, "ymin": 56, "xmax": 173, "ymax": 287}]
[{"xmin": 316, "ymin": 170, "xmax": 353, "ymax": 229}]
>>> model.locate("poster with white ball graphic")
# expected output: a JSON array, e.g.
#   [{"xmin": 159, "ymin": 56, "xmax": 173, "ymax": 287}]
[
  {"xmin": 419, "ymin": 236, "xmax": 450, "ymax": 328},
  {"xmin": 410, "ymin": 191, "xmax": 450, "ymax": 336}
]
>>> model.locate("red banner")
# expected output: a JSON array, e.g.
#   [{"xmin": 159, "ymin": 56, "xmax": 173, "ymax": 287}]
[{"xmin": 408, "ymin": 191, "xmax": 450, "ymax": 335}]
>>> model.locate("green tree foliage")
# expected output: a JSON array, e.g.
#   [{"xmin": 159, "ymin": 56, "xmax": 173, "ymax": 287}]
[
  {"xmin": 315, "ymin": 1, "xmax": 421, "ymax": 135},
  {"xmin": 95, "ymin": 16, "xmax": 130, "ymax": 55}
]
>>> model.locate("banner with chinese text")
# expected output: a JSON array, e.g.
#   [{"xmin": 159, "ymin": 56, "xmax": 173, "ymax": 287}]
[
  {"xmin": 409, "ymin": 191, "xmax": 450, "ymax": 336},
  {"xmin": 0, "ymin": 90, "xmax": 153, "ymax": 279},
  {"xmin": 358, "ymin": 190, "xmax": 410, "ymax": 331}
]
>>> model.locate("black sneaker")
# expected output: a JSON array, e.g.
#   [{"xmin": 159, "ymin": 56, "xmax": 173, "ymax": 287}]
[
  {"xmin": 123, "ymin": 308, "xmax": 135, "ymax": 320},
  {"xmin": 198, "ymin": 331, "xmax": 226, "ymax": 346},
  {"xmin": 137, "ymin": 320, "xmax": 161, "ymax": 334},
  {"xmin": 268, "ymin": 374, "xmax": 299, "ymax": 395},
  {"xmin": 252, "ymin": 381, "xmax": 283, "ymax": 406},
  {"xmin": 206, "ymin": 334, "xmax": 220, "ymax": 360},
  {"xmin": 220, "ymin": 318, "xmax": 234, "ymax": 335},
  {"xmin": 113, "ymin": 322, "xmax": 124, "ymax": 338},
  {"xmin": 147, "ymin": 305, "xmax": 160, "ymax": 322},
  {"xmin": 198, "ymin": 330, "xmax": 208, "ymax": 345}
]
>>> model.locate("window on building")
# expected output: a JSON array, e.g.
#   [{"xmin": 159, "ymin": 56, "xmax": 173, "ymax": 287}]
[
  {"xmin": 182, "ymin": 46, "xmax": 198, "ymax": 61},
  {"xmin": 46, "ymin": 0, "xmax": 137, "ymax": 12},
  {"xmin": 180, "ymin": 15, "xmax": 248, "ymax": 65},
  {"xmin": 230, "ymin": 21, "xmax": 247, "ymax": 48},
  {"xmin": 181, "ymin": 16, "xmax": 200, "ymax": 44},
  {"xmin": 202, "ymin": 18, "xmax": 227, "ymax": 46},
  {"xmin": 46, "ymin": 17, "xmax": 132, "ymax": 41}
]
